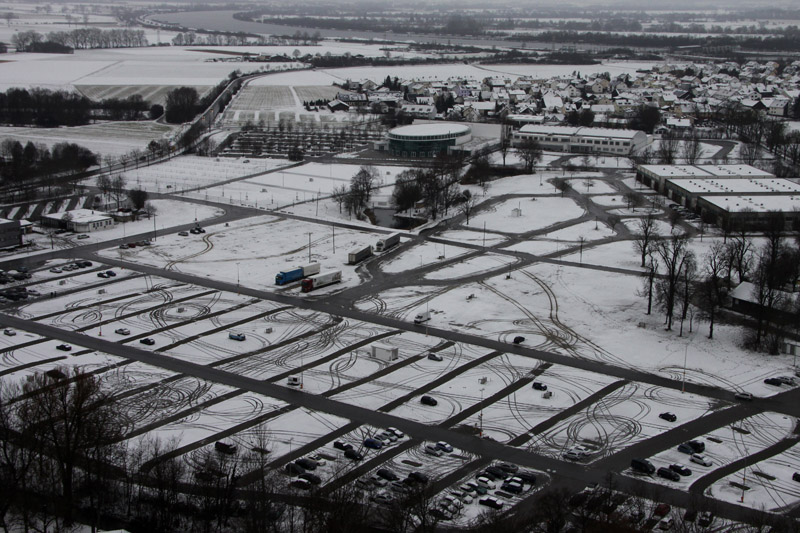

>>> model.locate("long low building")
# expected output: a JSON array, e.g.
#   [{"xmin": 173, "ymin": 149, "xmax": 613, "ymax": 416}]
[
  {"xmin": 40, "ymin": 209, "xmax": 114, "ymax": 233},
  {"xmin": 511, "ymin": 125, "xmax": 649, "ymax": 155},
  {"xmin": 697, "ymin": 194, "xmax": 800, "ymax": 229},
  {"xmin": 637, "ymin": 164, "xmax": 773, "ymax": 193},
  {"xmin": 665, "ymin": 177, "xmax": 800, "ymax": 209}
]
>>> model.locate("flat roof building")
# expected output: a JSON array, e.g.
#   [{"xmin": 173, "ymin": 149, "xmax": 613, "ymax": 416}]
[
  {"xmin": 697, "ymin": 194, "xmax": 800, "ymax": 229},
  {"xmin": 512, "ymin": 125, "xmax": 649, "ymax": 155},
  {"xmin": 40, "ymin": 209, "xmax": 114, "ymax": 233},
  {"xmin": 664, "ymin": 177, "xmax": 800, "ymax": 209},
  {"xmin": 637, "ymin": 164, "xmax": 773, "ymax": 193}
]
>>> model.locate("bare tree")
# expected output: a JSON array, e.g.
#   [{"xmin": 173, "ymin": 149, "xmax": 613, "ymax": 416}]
[
  {"xmin": 459, "ymin": 190, "xmax": 477, "ymax": 225},
  {"xmin": 655, "ymin": 233, "xmax": 693, "ymax": 330},
  {"xmin": 657, "ymin": 132, "xmax": 679, "ymax": 164},
  {"xmin": 516, "ymin": 137, "xmax": 543, "ymax": 173},
  {"xmin": 677, "ymin": 253, "xmax": 698, "ymax": 336},
  {"xmin": 701, "ymin": 241, "xmax": 727, "ymax": 339},
  {"xmin": 109, "ymin": 174, "xmax": 127, "ymax": 210},
  {"xmin": 681, "ymin": 135, "xmax": 702, "ymax": 164},
  {"xmin": 633, "ymin": 214, "xmax": 659, "ymax": 268}
]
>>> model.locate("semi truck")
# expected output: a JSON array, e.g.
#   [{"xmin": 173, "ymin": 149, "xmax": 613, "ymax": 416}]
[
  {"xmin": 275, "ymin": 262, "xmax": 320, "ymax": 285},
  {"xmin": 348, "ymin": 245, "xmax": 373, "ymax": 265},
  {"xmin": 375, "ymin": 233, "xmax": 400, "ymax": 252},
  {"xmin": 301, "ymin": 270, "xmax": 342, "ymax": 292}
]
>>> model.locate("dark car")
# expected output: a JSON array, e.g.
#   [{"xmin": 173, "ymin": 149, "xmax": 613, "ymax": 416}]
[
  {"xmin": 407, "ymin": 471, "xmax": 429, "ymax": 484},
  {"xmin": 793, "ymin": 472, "xmax": 800, "ymax": 483},
  {"xmin": 333, "ymin": 440, "xmax": 353, "ymax": 451},
  {"xmin": 285, "ymin": 463, "xmax": 305, "ymax": 476},
  {"xmin": 669, "ymin": 463, "xmax": 692, "ymax": 476},
  {"xmin": 377, "ymin": 468, "xmax": 399, "ymax": 481},
  {"xmin": 496, "ymin": 462, "xmax": 519, "ymax": 474},
  {"xmin": 97, "ymin": 272, "xmax": 109, "ymax": 278},
  {"xmin": 420, "ymin": 395, "xmax": 437, "ymax": 406},
  {"xmin": 299, "ymin": 472, "xmax": 321, "ymax": 485},
  {"xmin": 105, "ymin": 270, "xmax": 116, "ymax": 277},
  {"xmin": 532, "ymin": 382, "xmax": 547, "ymax": 391},
  {"xmin": 515, "ymin": 471, "xmax": 537, "ymax": 484},
  {"xmin": 630, "ymin": 458, "xmax": 655, "ymax": 474},
  {"xmin": 501, "ymin": 481, "xmax": 523, "ymax": 494},
  {"xmin": 427, "ymin": 352, "xmax": 443, "ymax": 361},
  {"xmin": 479, "ymin": 497, "xmax": 504, "ymax": 509},
  {"xmin": 295, "ymin": 458, "xmax": 317, "ymax": 471},
  {"xmin": 140, "ymin": 338, "xmax": 156, "ymax": 345},
  {"xmin": 484, "ymin": 466, "xmax": 509, "ymax": 480},
  {"xmin": 364, "ymin": 437, "xmax": 383, "ymax": 450},
  {"xmin": 56, "ymin": 344, "xmax": 72, "ymax": 351},
  {"xmin": 678, "ymin": 443, "xmax": 695, "ymax": 454},
  {"xmin": 78, "ymin": 261, "xmax": 92, "ymax": 267},
  {"xmin": 765, "ymin": 377, "xmax": 783, "ymax": 386},
  {"xmin": 687, "ymin": 440, "xmax": 705, "ymax": 453},
  {"xmin": 214, "ymin": 441, "xmax": 236, "ymax": 454},
  {"xmin": 344, "ymin": 448, "xmax": 363, "ymax": 461},
  {"xmin": 657, "ymin": 467, "xmax": 680, "ymax": 481},
  {"xmin": 512, "ymin": 336, "xmax": 525, "ymax": 344},
  {"xmin": 659, "ymin": 412, "xmax": 677, "ymax": 422},
  {"xmin": 653, "ymin": 503, "xmax": 671, "ymax": 517},
  {"xmin": 698, "ymin": 512, "xmax": 714, "ymax": 527}
]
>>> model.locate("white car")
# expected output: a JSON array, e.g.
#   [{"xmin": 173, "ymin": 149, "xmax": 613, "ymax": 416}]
[
  {"xmin": 476, "ymin": 476, "xmax": 496, "ymax": 489},
  {"xmin": 115, "ymin": 328, "xmax": 131, "ymax": 335},
  {"xmin": 3, "ymin": 329, "xmax": 15, "ymax": 336},
  {"xmin": 425, "ymin": 445, "xmax": 443, "ymax": 457},
  {"xmin": 386, "ymin": 427, "xmax": 405, "ymax": 439},
  {"xmin": 562, "ymin": 450, "xmax": 582, "ymax": 461},
  {"xmin": 306, "ymin": 454, "xmax": 326, "ymax": 466},
  {"xmin": 690, "ymin": 453, "xmax": 712, "ymax": 467},
  {"xmin": 436, "ymin": 441, "xmax": 454, "ymax": 453}
]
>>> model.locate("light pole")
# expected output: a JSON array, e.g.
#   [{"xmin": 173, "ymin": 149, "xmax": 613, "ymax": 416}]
[
  {"xmin": 682, "ymin": 333, "xmax": 694, "ymax": 393},
  {"xmin": 307, "ymin": 233, "xmax": 312, "ymax": 263},
  {"xmin": 479, "ymin": 387, "xmax": 485, "ymax": 436},
  {"xmin": 236, "ymin": 262, "xmax": 240, "ymax": 293}
]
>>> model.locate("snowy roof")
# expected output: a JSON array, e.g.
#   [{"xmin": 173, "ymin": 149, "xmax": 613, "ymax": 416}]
[
  {"xmin": 638, "ymin": 164, "xmax": 771, "ymax": 179},
  {"xmin": 699, "ymin": 194, "xmax": 800, "ymax": 213},
  {"xmin": 667, "ymin": 178, "xmax": 800, "ymax": 195},
  {"xmin": 41, "ymin": 209, "xmax": 111, "ymax": 223},
  {"xmin": 390, "ymin": 123, "xmax": 471, "ymax": 137},
  {"xmin": 518, "ymin": 124, "xmax": 642, "ymax": 140}
]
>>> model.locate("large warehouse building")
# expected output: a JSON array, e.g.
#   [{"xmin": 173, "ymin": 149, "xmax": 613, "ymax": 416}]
[
  {"xmin": 636, "ymin": 164, "xmax": 800, "ymax": 230},
  {"xmin": 511, "ymin": 125, "xmax": 649, "ymax": 155}
]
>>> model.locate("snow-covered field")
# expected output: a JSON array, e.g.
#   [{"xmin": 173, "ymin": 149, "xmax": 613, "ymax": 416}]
[{"xmin": 470, "ymin": 197, "xmax": 586, "ymax": 234}]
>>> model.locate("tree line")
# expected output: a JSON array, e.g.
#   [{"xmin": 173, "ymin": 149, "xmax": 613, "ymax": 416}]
[
  {"xmin": 633, "ymin": 211, "xmax": 800, "ymax": 354},
  {"xmin": 0, "ymin": 88, "xmax": 159, "ymax": 127},
  {"xmin": 11, "ymin": 28, "xmax": 147, "ymax": 51},
  {"xmin": 0, "ymin": 139, "xmax": 98, "ymax": 186}
]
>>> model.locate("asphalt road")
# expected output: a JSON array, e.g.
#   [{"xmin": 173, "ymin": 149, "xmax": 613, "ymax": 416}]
[{"xmin": 1, "ymin": 168, "xmax": 797, "ymax": 526}]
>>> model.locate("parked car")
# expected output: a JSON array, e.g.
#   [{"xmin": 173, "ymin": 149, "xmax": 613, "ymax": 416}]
[
  {"xmin": 372, "ymin": 493, "xmax": 393, "ymax": 506},
  {"xmin": 630, "ymin": 458, "xmax": 655, "ymax": 474},
  {"xmin": 562, "ymin": 450, "xmax": 582, "ymax": 461},
  {"xmin": 105, "ymin": 270, "xmax": 116, "ymax": 277},
  {"xmin": 228, "ymin": 332, "xmax": 246, "ymax": 341},
  {"xmin": 56, "ymin": 344, "xmax": 72, "ymax": 351},
  {"xmin": 512, "ymin": 336, "xmax": 525, "ymax": 344},
  {"xmin": 734, "ymin": 391, "xmax": 753, "ymax": 401},
  {"xmin": 299, "ymin": 472, "xmax": 321, "ymax": 485},
  {"xmin": 115, "ymin": 328, "xmax": 131, "ymax": 335},
  {"xmin": 436, "ymin": 441, "xmax": 453, "ymax": 453},
  {"xmin": 49, "ymin": 268, "xmax": 62, "ymax": 273},
  {"xmin": 3, "ymin": 329, "xmax": 15, "ymax": 336},
  {"xmin": 476, "ymin": 476, "xmax": 496, "ymax": 489},
  {"xmin": 333, "ymin": 440, "xmax": 352, "ymax": 451},
  {"xmin": 690, "ymin": 454, "xmax": 712, "ymax": 467},
  {"xmin": 344, "ymin": 448, "xmax": 363, "ymax": 461},
  {"xmin": 285, "ymin": 463, "xmax": 305, "ymax": 476},
  {"xmin": 764, "ymin": 377, "xmax": 783, "ymax": 386},
  {"xmin": 776, "ymin": 376, "xmax": 796, "ymax": 386},
  {"xmin": 77, "ymin": 234, "xmax": 89, "ymax": 239},
  {"xmin": 407, "ymin": 471, "xmax": 429, "ymax": 484},
  {"xmin": 306, "ymin": 454, "xmax": 326, "ymax": 466},
  {"xmin": 466, "ymin": 481, "xmax": 488, "ymax": 495},
  {"xmin": 532, "ymin": 382, "xmax": 547, "ymax": 391},
  {"xmin": 295, "ymin": 458, "xmax": 317, "ymax": 471},
  {"xmin": 376, "ymin": 468, "xmax": 399, "ymax": 481},
  {"xmin": 484, "ymin": 466, "xmax": 509, "ymax": 480},
  {"xmin": 364, "ymin": 437, "xmax": 383, "ymax": 450},
  {"xmin": 139, "ymin": 338, "xmax": 155, "ymax": 345},
  {"xmin": 450, "ymin": 490, "xmax": 473, "ymax": 504},
  {"xmin": 501, "ymin": 481, "xmax": 523, "ymax": 494},
  {"xmin": 214, "ymin": 441, "xmax": 236, "ymax": 454},
  {"xmin": 420, "ymin": 395, "xmax": 437, "ymax": 406},
  {"xmin": 427, "ymin": 352, "xmax": 443, "ymax": 361},
  {"xmin": 386, "ymin": 427, "xmax": 404, "ymax": 439},
  {"xmin": 698, "ymin": 512, "xmax": 714, "ymax": 527},
  {"xmin": 686, "ymin": 440, "xmax": 705, "ymax": 453},
  {"xmin": 479, "ymin": 497, "xmax": 504, "ymax": 509},
  {"xmin": 378, "ymin": 431, "xmax": 398, "ymax": 442},
  {"xmin": 178, "ymin": 231, "xmax": 189, "ymax": 236},
  {"xmin": 496, "ymin": 462, "xmax": 519, "ymax": 474},
  {"xmin": 659, "ymin": 412, "xmax": 677, "ymax": 422},
  {"xmin": 289, "ymin": 478, "xmax": 311, "ymax": 490},
  {"xmin": 424, "ymin": 444, "xmax": 443, "ymax": 457},
  {"xmin": 653, "ymin": 503, "xmax": 671, "ymax": 517},
  {"xmin": 657, "ymin": 467, "xmax": 680, "ymax": 481},
  {"xmin": 657, "ymin": 517, "xmax": 675, "ymax": 530},
  {"xmin": 669, "ymin": 463, "xmax": 692, "ymax": 476},
  {"xmin": 793, "ymin": 472, "xmax": 800, "ymax": 483},
  {"xmin": 515, "ymin": 471, "xmax": 537, "ymax": 484}
]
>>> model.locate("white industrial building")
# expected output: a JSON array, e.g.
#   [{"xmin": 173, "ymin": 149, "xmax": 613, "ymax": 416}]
[
  {"xmin": 636, "ymin": 164, "xmax": 774, "ymax": 193},
  {"xmin": 40, "ymin": 209, "xmax": 114, "ymax": 233},
  {"xmin": 511, "ymin": 125, "xmax": 649, "ymax": 155}
]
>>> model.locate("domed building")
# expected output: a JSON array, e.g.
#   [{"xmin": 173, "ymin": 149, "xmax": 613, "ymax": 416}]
[{"xmin": 383, "ymin": 123, "xmax": 472, "ymax": 157}]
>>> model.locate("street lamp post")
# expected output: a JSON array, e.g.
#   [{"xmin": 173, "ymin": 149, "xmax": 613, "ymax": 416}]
[
  {"xmin": 308, "ymin": 233, "xmax": 312, "ymax": 263},
  {"xmin": 236, "ymin": 262, "xmax": 240, "ymax": 293}
]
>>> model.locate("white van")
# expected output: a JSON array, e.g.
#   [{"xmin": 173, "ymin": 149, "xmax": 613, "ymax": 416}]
[
  {"xmin": 287, "ymin": 376, "xmax": 302, "ymax": 387},
  {"xmin": 414, "ymin": 310, "xmax": 430, "ymax": 325}
]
